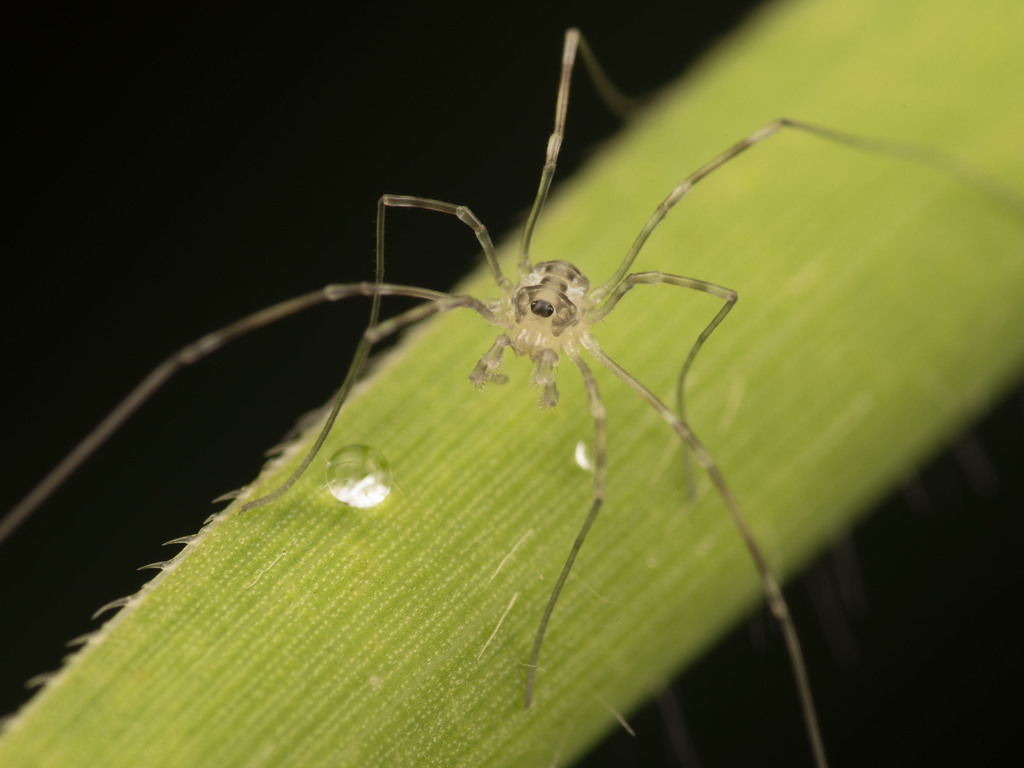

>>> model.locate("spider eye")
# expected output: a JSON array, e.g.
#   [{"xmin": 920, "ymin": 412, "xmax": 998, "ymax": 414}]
[{"xmin": 530, "ymin": 299, "xmax": 555, "ymax": 318}]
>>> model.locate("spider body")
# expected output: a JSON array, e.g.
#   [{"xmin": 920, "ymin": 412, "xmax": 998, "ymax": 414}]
[{"xmin": 478, "ymin": 260, "xmax": 594, "ymax": 407}]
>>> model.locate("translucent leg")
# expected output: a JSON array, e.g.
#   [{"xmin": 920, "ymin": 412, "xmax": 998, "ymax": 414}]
[
  {"xmin": 593, "ymin": 270, "xmax": 737, "ymax": 497},
  {"xmin": 594, "ymin": 115, "xmax": 1024, "ymax": 308},
  {"xmin": 240, "ymin": 285, "xmax": 500, "ymax": 512},
  {"xmin": 0, "ymin": 282, "xmax": 499, "ymax": 544},
  {"xmin": 242, "ymin": 185, "xmax": 526, "ymax": 511},
  {"xmin": 586, "ymin": 340, "xmax": 829, "ymax": 768},
  {"xmin": 592, "ymin": 119, "xmax": 793, "ymax": 302},
  {"xmin": 380, "ymin": 194, "xmax": 509, "ymax": 292},
  {"xmin": 524, "ymin": 348, "xmax": 607, "ymax": 709},
  {"xmin": 1, "ymin": 182, "xmax": 517, "ymax": 542},
  {"xmin": 518, "ymin": 29, "xmax": 637, "ymax": 277}
]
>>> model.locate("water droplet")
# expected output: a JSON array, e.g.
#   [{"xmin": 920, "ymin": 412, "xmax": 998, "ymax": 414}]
[
  {"xmin": 325, "ymin": 445, "xmax": 393, "ymax": 508},
  {"xmin": 574, "ymin": 440, "xmax": 595, "ymax": 473}
]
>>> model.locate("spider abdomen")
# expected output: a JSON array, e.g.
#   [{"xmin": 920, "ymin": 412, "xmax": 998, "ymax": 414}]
[{"xmin": 530, "ymin": 260, "xmax": 590, "ymax": 304}]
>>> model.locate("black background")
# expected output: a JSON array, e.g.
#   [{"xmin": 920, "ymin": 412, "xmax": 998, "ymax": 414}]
[{"xmin": 2, "ymin": 2, "xmax": 1022, "ymax": 766}]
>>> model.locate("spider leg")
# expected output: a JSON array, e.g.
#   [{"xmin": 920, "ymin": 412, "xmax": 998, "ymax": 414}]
[
  {"xmin": 518, "ymin": 29, "xmax": 636, "ymax": 277},
  {"xmin": 0, "ymin": 282, "xmax": 496, "ymax": 544},
  {"xmin": 524, "ymin": 348, "xmax": 607, "ymax": 709},
  {"xmin": 782, "ymin": 120, "xmax": 1024, "ymax": 216},
  {"xmin": 592, "ymin": 270, "xmax": 737, "ymax": 498},
  {"xmin": 241, "ymin": 285, "xmax": 499, "ymax": 512},
  {"xmin": 584, "ymin": 340, "xmax": 829, "ymax": 768},
  {"xmin": 517, "ymin": 29, "xmax": 577, "ymax": 277},
  {"xmin": 0, "ymin": 194, "xmax": 382, "ymax": 545},
  {"xmin": 593, "ymin": 115, "xmax": 1024, "ymax": 306},
  {"xmin": 0, "ymin": 288, "xmax": 345, "ymax": 546},
  {"xmin": 590, "ymin": 120, "xmax": 793, "ymax": 303},
  {"xmin": 0, "ymin": 179, "xmax": 523, "ymax": 541},
  {"xmin": 380, "ymin": 194, "xmax": 509, "ymax": 292}
]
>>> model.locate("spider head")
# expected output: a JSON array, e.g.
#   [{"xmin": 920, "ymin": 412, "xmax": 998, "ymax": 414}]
[{"xmin": 513, "ymin": 285, "xmax": 580, "ymax": 337}]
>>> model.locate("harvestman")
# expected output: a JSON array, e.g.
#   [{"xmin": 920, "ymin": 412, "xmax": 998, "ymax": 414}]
[{"xmin": 8, "ymin": 27, "xmax": 1013, "ymax": 768}]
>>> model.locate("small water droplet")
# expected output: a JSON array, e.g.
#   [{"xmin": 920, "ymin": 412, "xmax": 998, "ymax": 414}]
[
  {"xmin": 325, "ymin": 445, "xmax": 393, "ymax": 508},
  {"xmin": 574, "ymin": 440, "xmax": 595, "ymax": 473}
]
